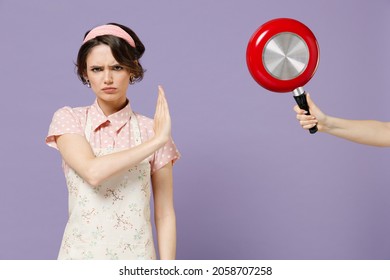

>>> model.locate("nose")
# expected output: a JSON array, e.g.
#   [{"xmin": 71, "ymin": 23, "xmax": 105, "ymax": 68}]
[{"xmin": 104, "ymin": 70, "xmax": 113, "ymax": 85}]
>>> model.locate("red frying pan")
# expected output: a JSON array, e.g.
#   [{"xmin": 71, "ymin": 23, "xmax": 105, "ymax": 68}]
[{"xmin": 246, "ymin": 18, "xmax": 320, "ymax": 134}]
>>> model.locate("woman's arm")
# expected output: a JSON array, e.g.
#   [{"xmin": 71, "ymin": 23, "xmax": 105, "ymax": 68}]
[
  {"xmin": 57, "ymin": 134, "xmax": 166, "ymax": 186},
  {"xmin": 152, "ymin": 161, "xmax": 176, "ymax": 260},
  {"xmin": 294, "ymin": 94, "xmax": 390, "ymax": 147},
  {"xmin": 319, "ymin": 117, "xmax": 390, "ymax": 147},
  {"xmin": 56, "ymin": 86, "xmax": 171, "ymax": 186}
]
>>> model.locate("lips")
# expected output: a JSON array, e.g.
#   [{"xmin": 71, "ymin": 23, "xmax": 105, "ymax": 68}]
[{"xmin": 102, "ymin": 87, "xmax": 117, "ymax": 94}]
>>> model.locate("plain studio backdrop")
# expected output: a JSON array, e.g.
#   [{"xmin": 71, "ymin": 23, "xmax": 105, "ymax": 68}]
[{"xmin": 1, "ymin": 0, "xmax": 390, "ymax": 259}]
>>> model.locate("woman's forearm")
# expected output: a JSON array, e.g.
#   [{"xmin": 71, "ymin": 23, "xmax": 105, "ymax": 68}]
[
  {"xmin": 324, "ymin": 116, "xmax": 390, "ymax": 147},
  {"xmin": 57, "ymin": 134, "xmax": 167, "ymax": 186},
  {"xmin": 151, "ymin": 163, "xmax": 176, "ymax": 259},
  {"xmin": 86, "ymin": 137, "xmax": 166, "ymax": 185},
  {"xmin": 155, "ymin": 213, "xmax": 176, "ymax": 260}
]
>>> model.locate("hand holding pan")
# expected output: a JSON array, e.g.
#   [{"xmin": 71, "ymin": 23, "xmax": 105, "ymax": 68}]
[{"xmin": 246, "ymin": 18, "xmax": 319, "ymax": 134}]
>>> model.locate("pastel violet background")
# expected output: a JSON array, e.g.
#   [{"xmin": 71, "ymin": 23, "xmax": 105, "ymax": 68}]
[{"xmin": 1, "ymin": 0, "xmax": 390, "ymax": 260}]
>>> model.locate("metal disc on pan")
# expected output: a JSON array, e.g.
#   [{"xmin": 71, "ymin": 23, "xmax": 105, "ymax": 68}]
[{"xmin": 262, "ymin": 32, "xmax": 309, "ymax": 80}]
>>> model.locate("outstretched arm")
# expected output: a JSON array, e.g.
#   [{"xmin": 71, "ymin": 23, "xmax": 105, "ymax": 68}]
[{"xmin": 294, "ymin": 94, "xmax": 390, "ymax": 147}]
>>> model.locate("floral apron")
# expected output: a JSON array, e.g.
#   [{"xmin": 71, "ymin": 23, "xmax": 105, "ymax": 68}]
[{"xmin": 58, "ymin": 111, "xmax": 156, "ymax": 260}]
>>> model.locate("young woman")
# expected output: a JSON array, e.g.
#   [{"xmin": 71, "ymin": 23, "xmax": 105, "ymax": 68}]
[
  {"xmin": 46, "ymin": 23, "xmax": 180, "ymax": 259},
  {"xmin": 294, "ymin": 93, "xmax": 390, "ymax": 147}
]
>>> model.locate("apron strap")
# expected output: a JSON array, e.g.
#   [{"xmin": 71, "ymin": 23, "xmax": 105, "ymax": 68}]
[{"xmin": 130, "ymin": 113, "xmax": 142, "ymax": 146}]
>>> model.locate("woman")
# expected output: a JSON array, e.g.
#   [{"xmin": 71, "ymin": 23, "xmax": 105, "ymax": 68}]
[
  {"xmin": 294, "ymin": 93, "xmax": 390, "ymax": 147},
  {"xmin": 46, "ymin": 23, "xmax": 180, "ymax": 259}
]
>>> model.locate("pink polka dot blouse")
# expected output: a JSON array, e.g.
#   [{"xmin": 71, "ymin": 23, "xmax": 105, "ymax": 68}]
[{"xmin": 46, "ymin": 99, "xmax": 180, "ymax": 174}]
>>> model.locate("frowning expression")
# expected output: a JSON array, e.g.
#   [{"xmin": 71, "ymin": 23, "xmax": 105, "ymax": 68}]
[{"xmin": 85, "ymin": 44, "xmax": 132, "ymax": 106}]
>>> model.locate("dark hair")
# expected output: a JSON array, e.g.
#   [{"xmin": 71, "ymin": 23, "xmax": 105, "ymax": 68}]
[{"xmin": 76, "ymin": 23, "xmax": 145, "ymax": 85}]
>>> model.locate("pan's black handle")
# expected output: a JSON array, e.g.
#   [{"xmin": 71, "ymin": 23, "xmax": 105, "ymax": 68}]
[{"xmin": 293, "ymin": 87, "xmax": 318, "ymax": 134}]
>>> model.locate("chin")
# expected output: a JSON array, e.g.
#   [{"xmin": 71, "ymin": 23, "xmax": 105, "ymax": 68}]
[{"xmin": 99, "ymin": 94, "xmax": 126, "ymax": 102}]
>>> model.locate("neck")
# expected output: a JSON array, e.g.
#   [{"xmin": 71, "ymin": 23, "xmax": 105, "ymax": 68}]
[{"xmin": 97, "ymin": 98, "xmax": 128, "ymax": 116}]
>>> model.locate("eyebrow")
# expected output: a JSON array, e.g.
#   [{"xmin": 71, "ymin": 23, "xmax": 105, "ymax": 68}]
[{"xmin": 88, "ymin": 63, "xmax": 122, "ymax": 68}]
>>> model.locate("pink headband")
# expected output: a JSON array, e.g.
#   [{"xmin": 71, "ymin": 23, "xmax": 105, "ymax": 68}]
[{"xmin": 83, "ymin": 24, "xmax": 136, "ymax": 48}]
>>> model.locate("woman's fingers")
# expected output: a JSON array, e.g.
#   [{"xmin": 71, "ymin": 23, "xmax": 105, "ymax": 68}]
[
  {"xmin": 294, "ymin": 105, "xmax": 318, "ymax": 130},
  {"xmin": 153, "ymin": 85, "xmax": 171, "ymax": 143},
  {"xmin": 159, "ymin": 85, "xmax": 171, "ymax": 120},
  {"xmin": 293, "ymin": 105, "xmax": 305, "ymax": 114},
  {"xmin": 298, "ymin": 116, "xmax": 318, "ymax": 129},
  {"xmin": 155, "ymin": 86, "xmax": 165, "ymax": 119}
]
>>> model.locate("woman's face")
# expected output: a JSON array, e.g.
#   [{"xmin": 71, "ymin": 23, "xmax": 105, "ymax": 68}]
[{"xmin": 85, "ymin": 44, "xmax": 131, "ymax": 110}]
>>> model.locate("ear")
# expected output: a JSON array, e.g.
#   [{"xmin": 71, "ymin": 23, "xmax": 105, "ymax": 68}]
[{"xmin": 129, "ymin": 74, "xmax": 136, "ymax": 84}]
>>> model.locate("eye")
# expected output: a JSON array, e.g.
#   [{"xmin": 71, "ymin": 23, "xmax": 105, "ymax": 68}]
[
  {"xmin": 112, "ymin": 65, "xmax": 124, "ymax": 71},
  {"xmin": 91, "ymin": 67, "xmax": 103, "ymax": 72}
]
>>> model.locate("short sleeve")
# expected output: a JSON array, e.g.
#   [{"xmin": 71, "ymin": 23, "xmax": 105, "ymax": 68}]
[
  {"xmin": 45, "ymin": 106, "xmax": 85, "ymax": 150},
  {"xmin": 134, "ymin": 113, "xmax": 180, "ymax": 173},
  {"xmin": 151, "ymin": 137, "xmax": 181, "ymax": 174}
]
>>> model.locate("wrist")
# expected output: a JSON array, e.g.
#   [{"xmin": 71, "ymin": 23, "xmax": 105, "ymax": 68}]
[
  {"xmin": 150, "ymin": 135, "xmax": 169, "ymax": 149},
  {"xmin": 320, "ymin": 115, "xmax": 333, "ymax": 133}
]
